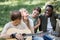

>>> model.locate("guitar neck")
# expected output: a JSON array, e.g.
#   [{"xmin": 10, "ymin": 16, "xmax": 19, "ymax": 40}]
[
  {"xmin": 23, "ymin": 32, "xmax": 43, "ymax": 37},
  {"xmin": 24, "ymin": 32, "xmax": 59, "ymax": 37}
]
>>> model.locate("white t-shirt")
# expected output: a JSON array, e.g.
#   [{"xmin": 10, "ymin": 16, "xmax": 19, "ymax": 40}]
[
  {"xmin": 1, "ymin": 20, "xmax": 28, "ymax": 34},
  {"xmin": 47, "ymin": 18, "xmax": 53, "ymax": 33}
]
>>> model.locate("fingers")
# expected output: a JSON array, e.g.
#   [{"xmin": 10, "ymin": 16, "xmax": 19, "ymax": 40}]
[{"xmin": 15, "ymin": 34, "xmax": 24, "ymax": 40}]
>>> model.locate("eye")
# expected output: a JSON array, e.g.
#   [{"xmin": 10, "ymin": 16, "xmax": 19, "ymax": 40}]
[{"xmin": 46, "ymin": 9, "xmax": 48, "ymax": 11}]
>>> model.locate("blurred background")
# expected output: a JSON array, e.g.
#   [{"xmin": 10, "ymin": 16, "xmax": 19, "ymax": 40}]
[{"xmin": 0, "ymin": 0, "xmax": 60, "ymax": 32}]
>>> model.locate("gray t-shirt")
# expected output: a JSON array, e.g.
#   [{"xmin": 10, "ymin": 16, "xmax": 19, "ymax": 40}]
[
  {"xmin": 29, "ymin": 16, "xmax": 38, "ymax": 26},
  {"xmin": 1, "ymin": 20, "xmax": 28, "ymax": 34}
]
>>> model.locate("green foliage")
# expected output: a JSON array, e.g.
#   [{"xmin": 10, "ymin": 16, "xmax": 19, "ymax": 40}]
[
  {"xmin": 0, "ymin": 0, "xmax": 9, "ymax": 2},
  {"xmin": 0, "ymin": 0, "xmax": 60, "ymax": 32},
  {"xmin": 46, "ymin": 0, "xmax": 60, "ymax": 13},
  {"xmin": 52, "ymin": 1, "xmax": 60, "ymax": 12},
  {"xmin": 0, "ymin": 0, "xmax": 45, "ymax": 28}
]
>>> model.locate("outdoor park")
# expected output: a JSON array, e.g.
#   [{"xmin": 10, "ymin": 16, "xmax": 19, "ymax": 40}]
[
  {"xmin": 0, "ymin": 0, "xmax": 60, "ymax": 40},
  {"xmin": 0, "ymin": 0, "xmax": 60, "ymax": 32}
]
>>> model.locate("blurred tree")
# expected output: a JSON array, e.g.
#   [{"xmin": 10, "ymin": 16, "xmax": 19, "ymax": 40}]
[
  {"xmin": 42, "ymin": 0, "xmax": 60, "ymax": 13},
  {"xmin": 29, "ymin": 0, "xmax": 33, "ymax": 4},
  {"xmin": 0, "ymin": 0, "xmax": 9, "ymax": 2}
]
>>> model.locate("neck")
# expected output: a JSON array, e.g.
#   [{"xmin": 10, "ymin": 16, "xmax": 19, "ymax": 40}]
[
  {"xmin": 12, "ymin": 21, "xmax": 17, "ymax": 26},
  {"xmin": 23, "ymin": 17, "xmax": 28, "ymax": 21},
  {"xmin": 32, "ymin": 15, "xmax": 36, "ymax": 19}
]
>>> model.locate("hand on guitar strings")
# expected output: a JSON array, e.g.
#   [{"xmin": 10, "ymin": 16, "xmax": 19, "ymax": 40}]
[
  {"xmin": 10, "ymin": 33, "xmax": 24, "ymax": 40},
  {"xmin": 15, "ymin": 33, "xmax": 24, "ymax": 40}
]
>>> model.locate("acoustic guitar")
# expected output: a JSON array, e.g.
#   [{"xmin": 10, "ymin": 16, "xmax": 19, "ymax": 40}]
[
  {"xmin": 0, "ymin": 28, "xmax": 58, "ymax": 40},
  {"xmin": 6, "ymin": 28, "xmax": 43, "ymax": 40}
]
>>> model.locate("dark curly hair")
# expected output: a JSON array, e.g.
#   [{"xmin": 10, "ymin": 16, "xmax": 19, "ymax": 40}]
[
  {"xmin": 10, "ymin": 11, "xmax": 21, "ymax": 21},
  {"xmin": 46, "ymin": 5, "xmax": 53, "ymax": 10},
  {"xmin": 34, "ymin": 7, "xmax": 41, "ymax": 13}
]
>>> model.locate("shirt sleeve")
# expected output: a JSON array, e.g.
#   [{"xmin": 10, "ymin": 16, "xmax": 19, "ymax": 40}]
[
  {"xmin": 29, "ymin": 18, "xmax": 34, "ymax": 27},
  {"xmin": 53, "ymin": 13, "xmax": 60, "ymax": 19},
  {"xmin": 29, "ymin": 18, "xmax": 34, "ymax": 33},
  {"xmin": 1, "ymin": 23, "xmax": 10, "ymax": 34}
]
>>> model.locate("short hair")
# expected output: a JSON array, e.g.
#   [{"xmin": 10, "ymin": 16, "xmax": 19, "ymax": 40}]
[
  {"xmin": 34, "ymin": 7, "xmax": 41, "ymax": 13},
  {"xmin": 10, "ymin": 11, "xmax": 21, "ymax": 21},
  {"xmin": 46, "ymin": 5, "xmax": 53, "ymax": 10}
]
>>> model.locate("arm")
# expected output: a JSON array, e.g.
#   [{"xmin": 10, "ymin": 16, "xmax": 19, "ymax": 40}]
[
  {"xmin": 0, "ymin": 34, "xmax": 11, "ymax": 39},
  {"xmin": 30, "ymin": 26, "xmax": 34, "ymax": 34},
  {"xmin": 55, "ymin": 19, "xmax": 60, "ymax": 37},
  {"xmin": 0, "ymin": 23, "xmax": 23, "ymax": 40},
  {"xmin": 29, "ymin": 18, "xmax": 34, "ymax": 33},
  {"xmin": 0, "ymin": 23, "xmax": 11, "ymax": 39},
  {"xmin": 54, "ymin": 13, "xmax": 60, "ymax": 19},
  {"xmin": 34, "ymin": 18, "xmax": 41, "ymax": 30}
]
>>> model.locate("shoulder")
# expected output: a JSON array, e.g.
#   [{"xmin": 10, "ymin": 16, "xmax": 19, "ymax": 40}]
[
  {"xmin": 1, "ymin": 22, "xmax": 12, "ymax": 34},
  {"xmin": 52, "ymin": 12, "xmax": 58, "ymax": 17},
  {"xmin": 39, "ymin": 13, "xmax": 45, "ymax": 18},
  {"xmin": 2, "ymin": 22, "xmax": 12, "ymax": 30},
  {"xmin": 29, "ymin": 18, "xmax": 33, "ymax": 23},
  {"xmin": 21, "ymin": 20, "xmax": 26, "ymax": 25},
  {"xmin": 28, "ymin": 18, "xmax": 34, "ymax": 26},
  {"xmin": 28, "ymin": 15, "xmax": 33, "ymax": 19},
  {"xmin": 21, "ymin": 20, "xmax": 27, "ymax": 27},
  {"xmin": 4, "ymin": 22, "xmax": 11, "ymax": 27}
]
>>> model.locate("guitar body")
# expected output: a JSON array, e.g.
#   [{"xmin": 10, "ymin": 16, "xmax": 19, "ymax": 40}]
[{"xmin": 6, "ymin": 28, "xmax": 32, "ymax": 40}]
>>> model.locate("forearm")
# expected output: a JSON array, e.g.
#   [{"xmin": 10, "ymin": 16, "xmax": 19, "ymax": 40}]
[
  {"xmin": 34, "ymin": 18, "xmax": 40, "ymax": 29},
  {"xmin": 34, "ymin": 24, "xmax": 40, "ymax": 29},
  {"xmin": 0, "ymin": 34, "xmax": 11, "ymax": 39},
  {"xmin": 30, "ymin": 27, "xmax": 34, "ymax": 34}
]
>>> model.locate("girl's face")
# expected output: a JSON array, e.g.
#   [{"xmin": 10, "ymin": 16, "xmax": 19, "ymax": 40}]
[
  {"xmin": 21, "ymin": 9, "xmax": 29, "ymax": 19},
  {"xmin": 23, "ymin": 10, "xmax": 29, "ymax": 17},
  {"xmin": 32, "ymin": 10, "xmax": 39, "ymax": 18}
]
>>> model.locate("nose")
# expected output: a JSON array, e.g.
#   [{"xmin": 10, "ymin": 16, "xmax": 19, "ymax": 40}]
[{"xmin": 27, "ymin": 13, "xmax": 29, "ymax": 16}]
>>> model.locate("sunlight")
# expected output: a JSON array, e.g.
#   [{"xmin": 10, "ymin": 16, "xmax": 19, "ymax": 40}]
[
  {"xmin": 23, "ymin": 0, "xmax": 46, "ymax": 5},
  {"xmin": 0, "ymin": 27, "xmax": 3, "ymax": 32},
  {"xmin": 0, "ymin": 0, "xmax": 46, "ymax": 6},
  {"xmin": 23, "ymin": 1, "xmax": 41, "ymax": 5},
  {"xmin": 0, "ymin": 1, "xmax": 12, "ymax": 5},
  {"xmin": 0, "ymin": 1, "xmax": 18, "ymax": 6}
]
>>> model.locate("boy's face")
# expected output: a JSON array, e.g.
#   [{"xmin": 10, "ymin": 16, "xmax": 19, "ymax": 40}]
[
  {"xmin": 32, "ymin": 10, "xmax": 39, "ymax": 18},
  {"xmin": 45, "ymin": 7, "xmax": 53, "ymax": 17},
  {"xmin": 15, "ymin": 18, "xmax": 21, "ymax": 25}
]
